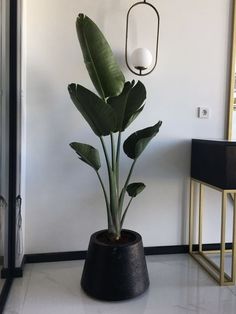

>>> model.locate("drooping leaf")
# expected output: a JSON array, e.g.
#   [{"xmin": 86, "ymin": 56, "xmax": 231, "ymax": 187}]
[
  {"xmin": 126, "ymin": 183, "xmax": 146, "ymax": 197},
  {"xmin": 108, "ymin": 80, "xmax": 146, "ymax": 131},
  {"xmin": 68, "ymin": 83, "xmax": 116, "ymax": 136},
  {"xmin": 70, "ymin": 142, "xmax": 101, "ymax": 171},
  {"xmin": 123, "ymin": 121, "xmax": 162, "ymax": 159},
  {"xmin": 76, "ymin": 14, "xmax": 125, "ymax": 99}
]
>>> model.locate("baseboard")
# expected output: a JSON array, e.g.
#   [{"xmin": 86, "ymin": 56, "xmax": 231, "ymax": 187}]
[
  {"xmin": 194, "ymin": 243, "xmax": 232, "ymax": 251},
  {"xmin": 1, "ymin": 256, "xmax": 25, "ymax": 279},
  {"xmin": 24, "ymin": 246, "xmax": 188, "ymax": 264},
  {"xmin": 24, "ymin": 245, "xmax": 188, "ymax": 265},
  {"xmin": 25, "ymin": 250, "xmax": 87, "ymax": 264},
  {"xmin": 144, "ymin": 245, "xmax": 189, "ymax": 255},
  {"xmin": 24, "ymin": 242, "xmax": 233, "ymax": 263},
  {"xmin": 3, "ymin": 242, "xmax": 232, "ymax": 279}
]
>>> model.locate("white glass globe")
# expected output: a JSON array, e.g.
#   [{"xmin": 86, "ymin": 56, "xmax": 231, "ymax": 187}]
[{"xmin": 131, "ymin": 48, "xmax": 153, "ymax": 70}]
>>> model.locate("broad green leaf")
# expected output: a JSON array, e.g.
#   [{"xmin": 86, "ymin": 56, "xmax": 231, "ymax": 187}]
[
  {"xmin": 76, "ymin": 14, "xmax": 125, "ymax": 99},
  {"xmin": 122, "ymin": 81, "xmax": 146, "ymax": 128},
  {"xmin": 108, "ymin": 80, "xmax": 146, "ymax": 131},
  {"xmin": 126, "ymin": 183, "xmax": 146, "ymax": 197},
  {"xmin": 70, "ymin": 142, "xmax": 101, "ymax": 171},
  {"xmin": 68, "ymin": 83, "xmax": 116, "ymax": 136},
  {"xmin": 107, "ymin": 81, "xmax": 133, "ymax": 131},
  {"xmin": 123, "ymin": 121, "xmax": 162, "ymax": 159},
  {"xmin": 125, "ymin": 105, "xmax": 144, "ymax": 129}
]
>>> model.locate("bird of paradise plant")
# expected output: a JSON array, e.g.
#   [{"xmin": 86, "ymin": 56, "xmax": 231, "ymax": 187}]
[{"xmin": 68, "ymin": 14, "xmax": 162, "ymax": 241}]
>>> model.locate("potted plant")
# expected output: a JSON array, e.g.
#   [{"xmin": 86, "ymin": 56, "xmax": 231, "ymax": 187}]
[{"xmin": 68, "ymin": 14, "xmax": 162, "ymax": 301}]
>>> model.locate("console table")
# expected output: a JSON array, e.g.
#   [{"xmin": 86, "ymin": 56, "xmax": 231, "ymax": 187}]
[{"xmin": 189, "ymin": 139, "xmax": 236, "ymax": 285}]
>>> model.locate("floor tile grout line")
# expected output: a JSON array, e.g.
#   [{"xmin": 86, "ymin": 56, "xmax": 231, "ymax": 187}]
[{"xmin": 19, "ymin": 265, "xmax": 33, "ymax": 314}]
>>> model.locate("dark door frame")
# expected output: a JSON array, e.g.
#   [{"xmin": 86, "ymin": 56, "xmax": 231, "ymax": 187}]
[{"xmin": 0, "ymin": 0, "xmax": 19, "ymax": 311}]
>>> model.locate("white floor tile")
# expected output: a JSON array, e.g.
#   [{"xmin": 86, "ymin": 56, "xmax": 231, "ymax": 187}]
[{"xmin": 3, "ymin": 254, "xmax": 236, "ymax": 314}]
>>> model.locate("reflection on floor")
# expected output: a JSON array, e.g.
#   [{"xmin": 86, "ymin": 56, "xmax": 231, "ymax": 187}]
[
  {"xmin": 204, "ymin": 252, "xmax": 233, "ymax": 276},
  {"xmin": 3, "ymin": 254, "xmax": 236, "ymax": 314}
]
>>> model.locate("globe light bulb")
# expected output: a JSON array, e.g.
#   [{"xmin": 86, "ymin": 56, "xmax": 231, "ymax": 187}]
[{"xmin": 131, "ymin": 48, "xmax": 153, "ymax": 71}]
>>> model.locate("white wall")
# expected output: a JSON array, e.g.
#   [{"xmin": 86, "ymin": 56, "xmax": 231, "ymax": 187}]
[{"xmin": 22, "ymin": 0, "xmax": 232, "ymax": 254}]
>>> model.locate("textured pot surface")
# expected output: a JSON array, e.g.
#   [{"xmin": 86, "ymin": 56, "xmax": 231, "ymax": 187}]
[{"xmin": 81, "ymin": 229, "xmax": 149, "ymax": 301}]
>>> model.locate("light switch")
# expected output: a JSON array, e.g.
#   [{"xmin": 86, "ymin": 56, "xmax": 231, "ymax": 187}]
[{"xmin": 198, "ymin": 107, "xmax": 209, "ymax": 119}]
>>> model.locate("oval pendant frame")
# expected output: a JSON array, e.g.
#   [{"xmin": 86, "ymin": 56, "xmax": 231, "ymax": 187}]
[{"xmin": 125, "ymin": 1, "xmax": 160, "ymax": 76}]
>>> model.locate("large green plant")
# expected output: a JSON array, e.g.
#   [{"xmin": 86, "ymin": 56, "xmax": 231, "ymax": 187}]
[{"xmin": 68, "ymin": 14, "xmax": 162, "ymax": 240}]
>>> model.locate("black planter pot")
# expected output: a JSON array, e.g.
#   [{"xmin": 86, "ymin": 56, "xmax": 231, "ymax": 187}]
[{"xmin": 81, "ymin": 229, "xmax": 149, "ymax": 301}]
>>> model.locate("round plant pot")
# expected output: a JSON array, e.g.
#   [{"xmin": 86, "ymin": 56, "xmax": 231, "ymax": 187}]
[{"xmin": 81, "ymin": 229, "xmax": 149, "ymax": 301}]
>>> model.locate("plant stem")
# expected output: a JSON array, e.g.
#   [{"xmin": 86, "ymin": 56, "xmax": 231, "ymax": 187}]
[
  {"xmin": 100, "ymin": 137, "xmax": 111, "ymax": 170},
  {"xmin": 119, "ymin": 159, "xmax": 137, "ymax": 218},
  {"xmin": 116, "ymin": 132, "xmax": 122, "ymax": 192},
  {"xmin": 121, "ymin": 198, "xmax": 133, "ymax": 228},
  {"xmin": 100, "ymin": 136, "xmax": 119, "ymax": 235},
  {"xmin": 124, "ymin": 160, "xmax": 136, "ymax": 193},
  {"xmin": 110, "ymin": 171, "xmax": 120, "ymax": 236},
  {"xmin": 110, "ymin": 133, "xmax": 116, "ymax": 172},
  {"xmin": 110, "ymin": 133, "xmax": 121, "ymax": 238},
  {"xmin": 96, "ymin": 170, "xmax": 113, "ymax": 231}
]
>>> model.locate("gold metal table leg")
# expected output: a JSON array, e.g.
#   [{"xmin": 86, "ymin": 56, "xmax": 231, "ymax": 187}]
[
  {"xmin": 199, "ymin": 184, "xmax": 204, "ymax": 252},
  {"xmin": 189, "ymin": 179, "xmax": 236, "ymax": 286},
  {"xmin": 220, "ymin": 191, "xmax": 227, "ymax": 285},
  {"xmin": 189, "ymin": 179, "xmax": 194, "ymax": 253},
  {"xmin": 232, "ymin": 193, "xmax": 236, "ymax": 283}
]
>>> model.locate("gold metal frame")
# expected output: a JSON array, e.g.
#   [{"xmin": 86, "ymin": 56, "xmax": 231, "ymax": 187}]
[
  {"xmin": 189, "ymin": 178, "xmax": 236, "ymax": 285},
  {"xmin": 227, "ymin": 0, "xmax": 236, "ymax": 140}
]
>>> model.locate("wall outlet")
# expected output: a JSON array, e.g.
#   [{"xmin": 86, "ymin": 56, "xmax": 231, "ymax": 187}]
[{"xmin": 197, "ymin": 107, "xmax": 209, "ymax": 119}]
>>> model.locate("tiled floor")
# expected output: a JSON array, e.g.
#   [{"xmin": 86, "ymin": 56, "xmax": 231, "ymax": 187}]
[{"xmin": 3, "ymin": 254, "xmax": 236, "ymax": 314}]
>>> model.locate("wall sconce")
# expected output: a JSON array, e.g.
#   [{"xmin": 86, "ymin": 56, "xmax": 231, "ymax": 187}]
[{"xmin": 125, "ymin": 0, "xmax": 160, "ymax": 76}]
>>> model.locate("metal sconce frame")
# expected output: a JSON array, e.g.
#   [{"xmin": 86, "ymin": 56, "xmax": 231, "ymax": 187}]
[{"xmin": 125, "ymin": 0, "xmax": 160, "ymax": 76}]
